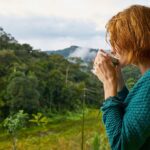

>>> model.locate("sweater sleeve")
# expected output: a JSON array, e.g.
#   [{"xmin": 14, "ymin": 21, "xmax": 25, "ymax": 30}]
[
  {"xmin": 100, "ymin": 83, "xmax": 150, "ymax": 150},
  {"xmin": 117, "ymin": 85, "xmax": 129, "ymax": 101}
]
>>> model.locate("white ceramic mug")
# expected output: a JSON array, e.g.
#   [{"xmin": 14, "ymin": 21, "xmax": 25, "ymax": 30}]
[{"xmin": 91, "ymin": 50, "xmax": 119, "ymax": 75}]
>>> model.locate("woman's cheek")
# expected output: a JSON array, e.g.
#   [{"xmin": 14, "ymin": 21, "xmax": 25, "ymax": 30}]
[{"xmin": 119, "ymin": 57, "xmax": 128, "ymax": 67}]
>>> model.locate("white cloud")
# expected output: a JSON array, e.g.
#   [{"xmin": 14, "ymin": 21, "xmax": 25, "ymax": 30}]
[
  {"xmin": 0, "ymin": 0, "xmax": 148, "ymax": 30},
  {"xmin": 69, "ymin": 47, "xmax": 90, "ymax": 59},
  {"xmin": 0, "ymin": 16, "xmax": 106, "ymax": 50},
  {"xmin": 18, "ymin": 35, "xmax": 108, "ymax": 50},
  {"xmin": 68, "ymin": 46, "xmax": 99, "ymax": 62},
  {"xmin": 0, "ymin": 0, "xmax": 149, "ymax": 50},
  {"xmin": 0, "ymin": 16, "xmax": 103, "ymax": 38}
]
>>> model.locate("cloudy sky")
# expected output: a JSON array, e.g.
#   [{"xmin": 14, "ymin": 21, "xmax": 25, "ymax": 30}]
[{"xmin": 0, "ymin": 0, "xmax": 149, "ymax": 50}]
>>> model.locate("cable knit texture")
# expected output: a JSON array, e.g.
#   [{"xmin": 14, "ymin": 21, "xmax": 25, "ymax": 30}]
[{"xmin": 100, "ymin": 69, "xmax": 150, "ymax": 150}]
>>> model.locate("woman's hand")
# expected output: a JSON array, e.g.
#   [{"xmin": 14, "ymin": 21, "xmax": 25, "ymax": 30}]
[{"xmin": 93, "ymin": 49, "xmax": 118, "ymax": 99}]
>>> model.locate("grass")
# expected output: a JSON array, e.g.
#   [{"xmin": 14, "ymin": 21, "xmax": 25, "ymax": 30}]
[{"xmin": 0, "ymin": 109, "xmax": 110, "ymax": 150}]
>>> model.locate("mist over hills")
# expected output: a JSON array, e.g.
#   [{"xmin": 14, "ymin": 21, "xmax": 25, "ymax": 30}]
[{"xmin": 44, "ymin": 45, "xmax": 99, "ymax": 62}]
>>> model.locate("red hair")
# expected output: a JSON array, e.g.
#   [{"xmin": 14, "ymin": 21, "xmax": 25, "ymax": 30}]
[{"xmin": 106, "ymin": 5, "xmax": 150, "ymax": 65}]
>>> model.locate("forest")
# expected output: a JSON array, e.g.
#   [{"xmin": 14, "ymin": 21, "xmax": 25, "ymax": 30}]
[{"xmin": 0, "ymin": 27, "xmax": 141, "ymax": 150}]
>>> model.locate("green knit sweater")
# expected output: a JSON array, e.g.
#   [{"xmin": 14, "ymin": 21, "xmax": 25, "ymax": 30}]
[{"xmin": 100, "ymin": 69, "xmax": 150, "ymax": 150}]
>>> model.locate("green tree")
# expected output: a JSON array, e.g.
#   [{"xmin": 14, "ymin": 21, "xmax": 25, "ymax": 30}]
[
  {"xmin": 29, "ymin": 112, "xmax": 49, "ymax": 126},
  {"xmin": 29, "ymin": 112, "xmax": 49, "ymax": 150},
  {"xmin": 7, "ymin": 75, "xmax": 40, "ymax": 114},
  {"xmin": 60, "ymin": 82, "xmax": 84, "ymax": 112},
  {"xmin": 3, "ymin": 110, "xmax": 28, "ymax": 150}
]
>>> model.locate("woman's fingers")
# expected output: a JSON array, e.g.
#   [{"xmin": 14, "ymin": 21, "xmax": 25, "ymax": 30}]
[
  {"xmin": 94, "ymin": 53, "xmax": 108, "ymax": 66},
  {"xmin": 94, "ymin": 54, "xmax": 109, "ymax": 65},
  {"xmin": 99, "ymin": 49, "xmax": 108, "ymax": 56},
  {"xmin": 93, "ymin": 49, "xmax": 107, "ymax": 64}
]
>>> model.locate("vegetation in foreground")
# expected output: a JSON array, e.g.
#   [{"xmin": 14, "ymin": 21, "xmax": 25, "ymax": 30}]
[{"xmin": 0, "ymin": 109, "xmax": 111, "ymax": 150}]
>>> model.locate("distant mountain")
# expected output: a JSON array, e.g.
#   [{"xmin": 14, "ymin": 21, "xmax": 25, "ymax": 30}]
[{"xmin": 44, "ymin": 45, "xmax": 99, "ymax": 62}]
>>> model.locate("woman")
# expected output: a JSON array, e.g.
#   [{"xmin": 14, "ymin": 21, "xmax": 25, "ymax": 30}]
[{"xmin": 93, "ymin": 5, "xmax": 150, "ymax": 150}]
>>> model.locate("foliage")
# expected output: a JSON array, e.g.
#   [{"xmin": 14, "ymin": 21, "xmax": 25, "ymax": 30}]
[
  {"xmin": 3, "ymin": 110, "xmax": 28, "ymax": 134},
  {"xmin": 7, "ymin": 75, "xmax": 40, "ymax": 114},
  {"xmin": 29, "ymin": 112, "xmax": 49, "ymax": 126},
  {"xmin": 0, "ymin": 27, "xmax": 141, "ymax": 121},
  {"xmin": 3, "ymin": 110, "xmax": 28, "ymax": 150},
  {"xmin": 92, "ymin": 132, "xmax": 100, "ymax": 150},
  {"xmin": 0, "ymin": 109, "xmax": 110, "ymax": 150}
]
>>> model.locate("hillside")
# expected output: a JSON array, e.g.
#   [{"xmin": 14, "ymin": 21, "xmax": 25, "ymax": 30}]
[{"xmin": 44, "ymin": 45, "xmax": 99, "ymax": 62}]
